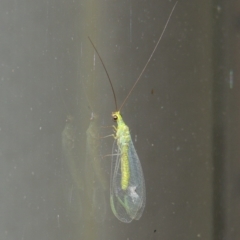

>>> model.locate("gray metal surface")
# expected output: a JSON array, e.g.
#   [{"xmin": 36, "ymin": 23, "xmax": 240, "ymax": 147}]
[{"xmin": 0, "ymin": 0, "xmax": 237, "ymax": 239}]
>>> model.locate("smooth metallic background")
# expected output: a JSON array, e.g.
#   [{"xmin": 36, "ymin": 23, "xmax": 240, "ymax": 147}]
[{"xmin": 0, "ymin": 0, "xmax": 238, "ymax": 239}]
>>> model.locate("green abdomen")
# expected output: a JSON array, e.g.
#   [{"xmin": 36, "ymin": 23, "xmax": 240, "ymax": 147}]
[{"xmin": 121, "ymin": 145, "xmax": 130, "ymax": 190}]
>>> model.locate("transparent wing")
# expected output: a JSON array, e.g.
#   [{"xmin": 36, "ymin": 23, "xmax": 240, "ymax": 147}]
[
  {"xmin": 127, "ymin": 138, "xmax": 146, "ymax": 220},
  {"xmin": 110, "ymin": 136, "xmax": 146, "ymax": 223},
  {"xmin": 110, "ymin": 139, "xmax": 133, "ymax": 223}
]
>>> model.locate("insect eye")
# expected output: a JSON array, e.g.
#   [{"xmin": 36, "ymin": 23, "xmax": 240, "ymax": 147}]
[{"xmin": 113, "ymin": 115, "xmax": 118, "ymax": 121}]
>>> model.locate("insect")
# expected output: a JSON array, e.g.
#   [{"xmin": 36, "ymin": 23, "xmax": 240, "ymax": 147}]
[{"xmin": 88, "ymin": 2, "xmax": 177, "ymax": 223}]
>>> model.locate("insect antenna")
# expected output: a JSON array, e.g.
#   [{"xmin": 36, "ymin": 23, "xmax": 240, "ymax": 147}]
[
  {"xmin": 88, "ymin": 37, "xmax": 118, "ymax": 111},
  {"xmin": 119, "ymin": 1, "xmax": 178, "ymax": 111}
]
